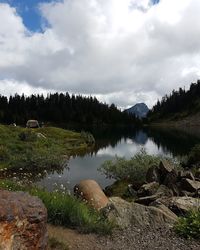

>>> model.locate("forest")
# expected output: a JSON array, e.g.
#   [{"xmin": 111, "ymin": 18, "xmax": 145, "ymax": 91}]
[
  {"xmin": 148, "ymin": 80, "xmax": 200, "ymax": 121},
  {"xmin": 0, "ymin": 92, "xmax": 140, "ymax": 126}
]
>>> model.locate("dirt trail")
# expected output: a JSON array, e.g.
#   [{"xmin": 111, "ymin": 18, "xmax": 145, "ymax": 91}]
[{"xmin": 48, "ymin": 224, "xmax": 200, "ymax": 250}]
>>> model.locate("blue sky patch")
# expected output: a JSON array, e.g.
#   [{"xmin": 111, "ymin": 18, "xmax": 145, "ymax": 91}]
[
  {"xmin": 0, "ymin": 0, "xmax": 56, "ymax": 32},
  {"xmin": 0, "ymin": 0, "xmax": 160, "ymax": 32}
]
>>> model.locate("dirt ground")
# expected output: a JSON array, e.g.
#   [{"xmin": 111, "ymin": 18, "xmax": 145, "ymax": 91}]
[{"xmin": 47, "ymin": 224, "xmax": 200, "ymax": 250}]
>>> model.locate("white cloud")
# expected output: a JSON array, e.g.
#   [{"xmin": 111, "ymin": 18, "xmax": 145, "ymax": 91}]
[{"xmin": 0, "ymin": 0, "xmax": 200, "ymax": 108}]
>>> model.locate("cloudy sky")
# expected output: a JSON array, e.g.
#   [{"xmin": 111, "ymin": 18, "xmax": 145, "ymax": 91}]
[{"xmin": 0, "ymin": 0, "xmax": 200, "ymax": 109}]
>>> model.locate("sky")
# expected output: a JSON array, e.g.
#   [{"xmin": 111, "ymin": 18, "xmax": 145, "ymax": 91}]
[{"xmin": 0, "ymin": 0, "xmax": 200, "ymax": 109}]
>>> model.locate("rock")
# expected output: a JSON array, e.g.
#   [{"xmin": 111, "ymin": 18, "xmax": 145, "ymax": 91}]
[
  {"xmin": 181, "ymin": 178, "xmax": 200, "ymax": 192},
  {"xmin": 179, "ymin": 190, "xmax": 195, "ymax": 197},
  {"xmin": 0, "ymin": 190, "xmax": 47, "ymax": 250},
  {"xmin": 146, "ymin": 165, "xmax": 161, "ymax": 183},
  {"xmin": 195, "ymin": 168, "xmax": 200, "ymax": 179},
  {"xmin": 163, "ymin": 170, "xmax": 178, "ymax": 186},
  {"xmin": 135, "ymin": 184, "xmax": 175, "ymax": 206},
  {"xmin": 37, "ymin": 133, "xmax": 46, "ymax": 139},
  {"xmin": 156, "ymin": 185, "xmax": 173, "ymax": 197},
  {"xmin": 149, "ymin": 202, "xmax": 178, "ymax": 222},
  {"xmin": 137, "ymin": 182, "xmax": 159, "ymax": 197},
  {"xmin": 127, "ymin": 184, "xmax": 138, "ymax": 198},
  {"xmin": 154, "ymin": 196, "xmax": 199, "ymax": 215},
  {"xmin": 159, "ymin": 160, "xmax": 174, "ymax": 180},
  {"xmin": 135, "ymin": 194, "xmax": 159, "ymax": 206},
  {"xmin": 107, "ymin": 197, "xmax": 177, "ymax": 228},
  {"xmin": 26, "ymin": 120, "xmax": 40, "ymax": 128},
  {"xmin": 74, "ymin": 180, "xmax": 109, "ymax": 210},
  {"xmin": 179, "ymin": 171, "xmax": 195, "ymax": 180},
  {"xmin": 169, "ymin": 197, "xmax": 200, "ymax": 215}
]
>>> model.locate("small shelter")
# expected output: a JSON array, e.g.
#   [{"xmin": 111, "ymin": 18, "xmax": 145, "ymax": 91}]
[{"xmin": 26, "ymin": 120, "xmax": 40, "ymax": 128}]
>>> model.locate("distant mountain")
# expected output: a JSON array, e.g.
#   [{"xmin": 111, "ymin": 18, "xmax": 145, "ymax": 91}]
[{"xmin": 125, "ymin": 103, "xmax": 149, "ymax": 118}]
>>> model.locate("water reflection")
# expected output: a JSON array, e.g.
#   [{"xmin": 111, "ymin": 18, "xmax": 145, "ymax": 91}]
[
  {"xmin": 2, "ymin": 126, "xmax": 200, "ymax": 191},
  {"xmin": 38, "ymin": 127, "xmax": 173, "ymax": 191}
]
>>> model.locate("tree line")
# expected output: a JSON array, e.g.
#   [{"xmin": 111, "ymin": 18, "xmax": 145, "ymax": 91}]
[
  {"xmin": 0, "ymin": 92, "xmax": 140, "ymax": 126},
  {"xmin": 148, "ymin": 80, "xmax": 200, "ymax": 120}
]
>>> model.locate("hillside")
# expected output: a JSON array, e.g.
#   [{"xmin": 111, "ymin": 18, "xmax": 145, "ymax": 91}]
[{"xmin": 148, "ymin": 80, "xmax": 200, "ymax": 125}]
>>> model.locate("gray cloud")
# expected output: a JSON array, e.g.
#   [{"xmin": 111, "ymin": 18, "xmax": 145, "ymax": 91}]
[{"xmin": 0, "ymin": 0, "xmax": 200, "ymax": 108}]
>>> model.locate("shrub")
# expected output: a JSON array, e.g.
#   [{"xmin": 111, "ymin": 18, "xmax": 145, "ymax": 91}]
[
  {"xmin": 175, "ymin": 209, "xmax": 200, "ymax": 239},
  {"xmin": 187, "ymin": 144, "xmax": 200, "ymax": 166},
  {"xmin": 99, "ymin": 149, "xmax": 161, "ymax": 183}
]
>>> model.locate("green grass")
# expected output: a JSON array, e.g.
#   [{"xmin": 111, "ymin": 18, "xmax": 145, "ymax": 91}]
[
  {"xmin": 0, "ymin": 124, "xmax": 94, "ymax": 170},
  {"xmin": 0, "ymin": 180, "xmax": 114, "ymax": 235},
  {"xmin": 175, "ymin": 209, "xmax": 200, "ymax": 239}
]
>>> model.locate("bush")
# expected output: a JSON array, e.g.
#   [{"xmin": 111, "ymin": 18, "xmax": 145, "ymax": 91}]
[
  {"xmin": 99, "ymin": 149, "xmax": 161, "ymax": 183},
  {"xmin": 175, "ymin": 209, "xmax": 200, "ymax": 239},
  {"xmin": 187, "ymin": 144, "xmax": 200, "ymax": 166}
]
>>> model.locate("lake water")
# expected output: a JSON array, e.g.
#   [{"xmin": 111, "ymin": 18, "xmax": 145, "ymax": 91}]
[{"xmin": 37, "ymin": 126, "xmax": 200, "ymax": 192}]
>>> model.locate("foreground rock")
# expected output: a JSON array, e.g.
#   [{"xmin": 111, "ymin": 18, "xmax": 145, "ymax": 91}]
[
  {"xmin": 74, "ymin": 179, "xmax": 109, "ymax": 210},
  {"xmin": 106, "ymin": 197, "xmax": 177, "ymax": 228},
  {"xmin": 0, "ymin": 190, "xmax": 48, "ymax": 250}
]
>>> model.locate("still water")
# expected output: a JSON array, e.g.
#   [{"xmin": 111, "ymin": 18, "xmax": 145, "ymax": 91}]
[{"xmin": 37, "ymin": 126, "xmax": 200, "ymax": 192}]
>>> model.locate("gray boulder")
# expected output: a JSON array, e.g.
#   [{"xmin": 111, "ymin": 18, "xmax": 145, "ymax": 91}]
[
  {"xmin": 153, "ymin": 196, "xmax": 200, "ymax": 215},
  {"xmin": 107, "ymin": 197, "xmax": 177, "ymax": 228}
]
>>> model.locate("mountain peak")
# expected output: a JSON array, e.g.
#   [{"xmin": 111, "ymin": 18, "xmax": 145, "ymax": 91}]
[{"xmin": 125, "ymin": 103, "xmax": 149, "ymax": 118}]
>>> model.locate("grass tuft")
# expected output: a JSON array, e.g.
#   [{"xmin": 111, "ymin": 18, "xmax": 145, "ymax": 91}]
[
  {"xmin": 175, "ymin": 209, "xmax": 200, "ymax": 239},
  {"xmin": 0, "ymin": 180, "xmax": 114, "ymax": 235}
]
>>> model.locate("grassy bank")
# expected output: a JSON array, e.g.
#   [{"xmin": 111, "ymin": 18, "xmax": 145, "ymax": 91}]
[
  {"xmin": 0, "ymin": 180, "xmax": 114, "ymax": 234},
  {"xmin": 0, "ymin": 124, "xmax": 94, "ymax": 170}
]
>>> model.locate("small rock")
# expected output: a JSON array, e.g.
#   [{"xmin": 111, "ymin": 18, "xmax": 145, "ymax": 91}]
[
  {"xmin": 181, "ymin": 178, "xmax": 200, "ymax": 192},
  {"xmin": 179, "ymin": 170, "xmax": 195, "ymax": 180},
  {"xmin": 154, "ymin": 196, "xmax": 199, "ymax": 215},
  {"xmin": 195, "ymin": 168, "xmax": 200, "ymax": 179},
  {"xmin": 163, "ymin": 170, "xmax": 178, "ymax": 186},
  {"xmin": 146, "ymin": 165, "xmax": 161, "ymax": 183},
  {"xmin": 137, "ymin": 182, "xmax": 159, "ymax": 197},
  {"xmin": 159, "ymin": 160, "xmax": 174, "ymax": 178},
  {"xmin": 169, "ymin": 196, "xmax": 200, "ymax": 215},
  {"xmin": 156, "ymin": 185, "xmax": 173, "ymax": 197},
  {"xmin": 135, "ymin": 194, "xmax": 159, "ymax": 206}
]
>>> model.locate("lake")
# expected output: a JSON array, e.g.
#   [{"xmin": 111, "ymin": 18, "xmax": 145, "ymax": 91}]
[{"xmin": 37, "ymin": 126, "xmax": 200, "ymax": 192}]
